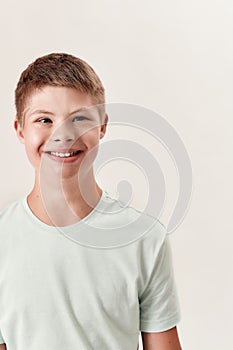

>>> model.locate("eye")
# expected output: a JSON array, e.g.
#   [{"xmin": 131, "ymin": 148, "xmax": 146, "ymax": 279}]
[
  {"xmin": 72, "ymin": 116, "xmax": 89, "ymax": 122},
  {"xmin": 37, "ymin": 118, "xmax": 52, "ymax": 124}
]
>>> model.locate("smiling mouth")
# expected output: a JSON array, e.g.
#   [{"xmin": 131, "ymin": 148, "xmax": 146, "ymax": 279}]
[{"xmin": 45, "ymin": 150, "xmax": 82, "ymax": 158}]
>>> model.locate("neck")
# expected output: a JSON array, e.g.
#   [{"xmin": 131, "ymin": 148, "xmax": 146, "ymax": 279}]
[{"xmin": 27, "ymin": 169, "xmax": 102, "ymax": 226}]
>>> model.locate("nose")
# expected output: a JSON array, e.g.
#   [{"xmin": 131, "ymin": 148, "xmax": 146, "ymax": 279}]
[{"xmin": 52, "ymin": 121, "xmax": 76, "ymax": 143}]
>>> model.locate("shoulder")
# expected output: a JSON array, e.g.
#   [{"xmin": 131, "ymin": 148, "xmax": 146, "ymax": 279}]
[
  {"xmin": 0, "ymin": 198, "xmax": 28, "ymax": 257},
  {"xmin": 0, "ymin": 198, "xmax": 23, "ymax": 218},
  {"xmin": 99, "ymin": 191, "xmax": 167, "ymax": 249},
  {"xmin": 0, "ymin": 198, "xmax": 25, "ymax": 232}
]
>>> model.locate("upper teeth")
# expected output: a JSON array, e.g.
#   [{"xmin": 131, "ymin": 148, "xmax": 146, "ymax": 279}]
[{"xmin": 48, "ymin": 151, "xmax": 78, "ymax": 158}]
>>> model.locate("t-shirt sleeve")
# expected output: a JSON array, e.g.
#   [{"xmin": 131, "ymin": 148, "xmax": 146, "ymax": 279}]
[
  {"xmin": 139, "ymin": 231, "xmax": 181, "ymax": 332},
  {"xmin": 0, "ymin": 329, "xmax": 5, "ymax": 344}
]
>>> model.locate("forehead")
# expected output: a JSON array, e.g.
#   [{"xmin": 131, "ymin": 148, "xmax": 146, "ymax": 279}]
[{"xmin": 24, "ymin": 86, "xmax": 94, "ymax": 117}]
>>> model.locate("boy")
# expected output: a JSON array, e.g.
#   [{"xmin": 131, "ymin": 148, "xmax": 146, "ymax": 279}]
[{"xmin": 0, "ymin": 53, "xmax": 182, "ymax": 349}]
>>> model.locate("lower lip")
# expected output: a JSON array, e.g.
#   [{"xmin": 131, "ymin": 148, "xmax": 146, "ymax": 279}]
[{"xmin": 44, "ymin": 151, "xmax": 83, "ymax": 163}]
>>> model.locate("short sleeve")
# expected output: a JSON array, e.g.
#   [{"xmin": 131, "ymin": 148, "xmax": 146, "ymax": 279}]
[
  {"xmin": 0, "ymin": 329, "xmax": 5, "ymax": 344},
  {"xmin": 139, "ymin": 234, "xmax": 181, "ymax": 332}
]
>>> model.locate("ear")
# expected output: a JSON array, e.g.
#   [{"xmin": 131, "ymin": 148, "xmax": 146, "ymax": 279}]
[
  {"xmin": 14, "ymin": 119, "xmax": 25, "ymax": 144},
  {"xmin": 100, "ymin": 113, "xmax": 108, "ymax": 139}
]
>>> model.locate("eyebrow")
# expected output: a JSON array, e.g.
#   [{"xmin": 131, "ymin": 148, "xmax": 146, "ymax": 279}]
[
  {"xmin": 29, "ymin": 108, "xmax": 88, "ymax": 118},
  {"xmin": 29, "ymin": 110, "xmax": 54, "ymax": 117}
]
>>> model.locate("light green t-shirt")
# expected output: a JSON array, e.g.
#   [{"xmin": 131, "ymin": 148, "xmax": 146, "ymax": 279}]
[{"xmin": 0, "ymin": 191, "xmax": 180, "ymax": 349}]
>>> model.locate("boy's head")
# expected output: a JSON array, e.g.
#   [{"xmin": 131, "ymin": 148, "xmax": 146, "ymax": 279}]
[
  {"xmin": 15, "ymin": 52, "xmax": 105, "ymax": 127},
  {"xmin": 14, "ymin": 53, "xmax": 108, "ymax": 180}
]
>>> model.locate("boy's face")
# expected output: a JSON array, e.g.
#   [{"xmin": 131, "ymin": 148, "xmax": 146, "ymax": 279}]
[{"xmin": 14, "ymin": 86, "xmax": 108, "ymax": 179}]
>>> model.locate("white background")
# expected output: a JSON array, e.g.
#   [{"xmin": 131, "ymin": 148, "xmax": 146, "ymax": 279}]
[{"xmin": 0, "ymin": 1, "xmax": 232, "ymax": 349}]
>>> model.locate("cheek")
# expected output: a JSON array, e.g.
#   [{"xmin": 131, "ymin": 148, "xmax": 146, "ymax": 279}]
[
  {"xmin": 26, "ymin": 134, "xmax": 41, "ymax": 149},
  {"xmin": 24, "ymin": 131, "xmax": 46, "ymax": 158},
  {"xmin": 84, "ymin": 128, "xmax": 101, "ymax": 148},
  {"xmin": 80, "ymin": 129, "xmax": 100, "ymax": 166}
]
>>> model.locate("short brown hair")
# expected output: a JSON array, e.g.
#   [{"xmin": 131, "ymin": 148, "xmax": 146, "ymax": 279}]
[{"xmin": 15, "ymin": 52, "xmax": 105, "ymax": 125}]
